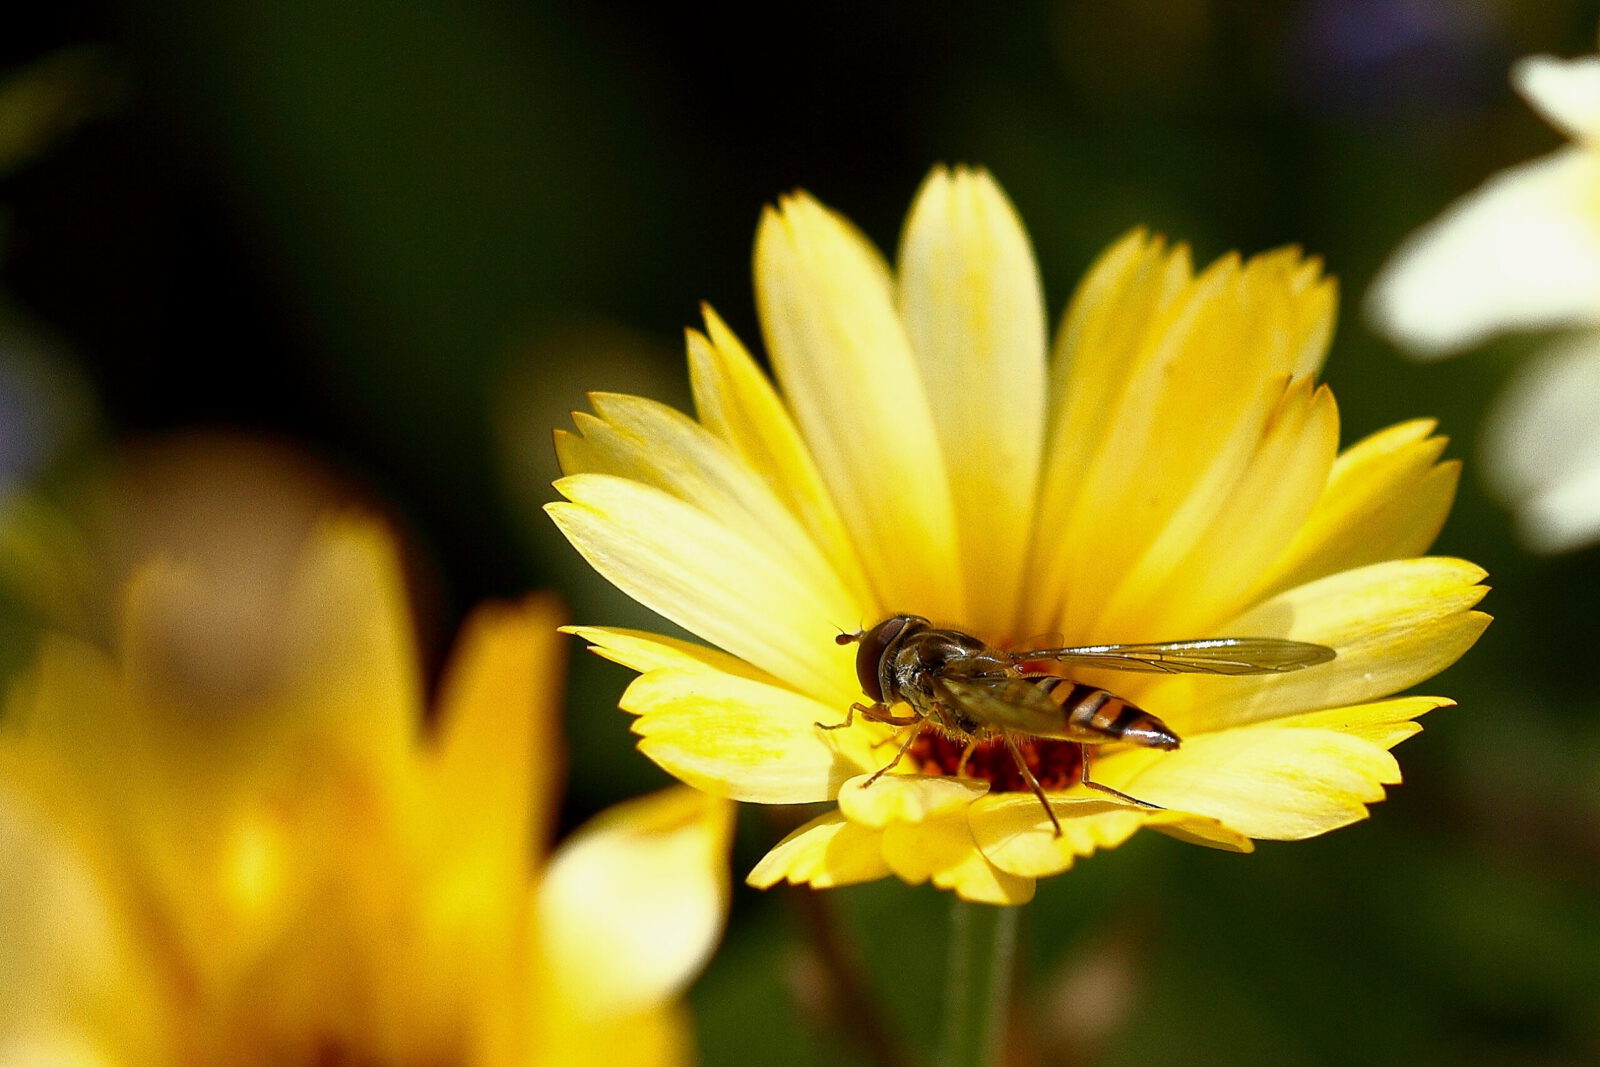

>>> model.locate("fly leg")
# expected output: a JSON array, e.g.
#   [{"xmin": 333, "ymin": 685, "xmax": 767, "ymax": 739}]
[
  {"xmin": 1078, "ymin": 743, "xmax": 1165, "ymax": 809},
  {"xmin": 1001, "ymin": 734, "xmax": 1062, "ymax": 837},
  {"xmin": 816, "ymin": 702, "xmax": 919, "ymax": 731},
  {"xmin": 954, "ymin": 738, "xmax": 978, "ymax": 777},
  {"xmin": 864, "ymin": 723, "xmax": 925, "ymax": 786},
  {"xmin": 870, "ymin": 721, "xmax": 919, "ymax": 751},
  {"xmin": 817, "ymin": 703, "xmax": 925, "ymax": 787}
]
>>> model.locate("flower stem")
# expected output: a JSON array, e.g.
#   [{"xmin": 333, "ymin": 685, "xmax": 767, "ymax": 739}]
[
  {"xmin": 939, "ymin": 898, "xmax": 1019, "ymax": 1067},
  {"xmin": 788, "ymin": 886, "xmax": 915, "ymax": 1067}
]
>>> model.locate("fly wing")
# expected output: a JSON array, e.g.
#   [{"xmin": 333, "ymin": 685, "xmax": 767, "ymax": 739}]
[
  {"xmin": 1018, "ymin": 637, "xmax": 1336, "ymax": 675},
  {"xmin": 933, "ymin": 675, "xmax": 1069, "ymax": 736}
]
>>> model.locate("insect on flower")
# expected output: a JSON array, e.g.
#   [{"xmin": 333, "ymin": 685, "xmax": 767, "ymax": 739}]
[
  {"xmin": 827, "ymin": 614, "xmax": 1336, "ymax": 835},
  {"xmin": 550, "ymin": 168, "xmax": 1491, "ymax": 905}
]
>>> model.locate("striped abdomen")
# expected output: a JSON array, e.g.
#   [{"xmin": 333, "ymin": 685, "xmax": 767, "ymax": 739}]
[{"xmin": 1028, "ymin": 677, "xmax": 1182, "ymax": 750}]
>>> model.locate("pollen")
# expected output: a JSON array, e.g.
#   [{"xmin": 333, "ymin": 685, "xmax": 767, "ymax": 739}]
[{"xmin": 909, "ymin": 733, "xmax": 1084, "ymax": 793}]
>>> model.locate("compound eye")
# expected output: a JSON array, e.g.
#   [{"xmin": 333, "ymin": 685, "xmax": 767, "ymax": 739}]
[{"xmin": 854, "ymin": 615, "xmax": 913, "ymax": 703}]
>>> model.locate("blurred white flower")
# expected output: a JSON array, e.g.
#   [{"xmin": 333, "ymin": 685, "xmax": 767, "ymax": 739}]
[
  {"xmin": 1368, "ymin": 44, "xmax": 1600, "ymax": 551},
  {"xmin": 1481, "ymin": 332, "xmax": 1600, "ymax": 552}
]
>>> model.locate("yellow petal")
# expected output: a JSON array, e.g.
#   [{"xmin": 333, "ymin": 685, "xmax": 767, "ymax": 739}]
[
  {"xmin": 532, "ymin": 1004, "xmax": 693, "ymax": 1067},
  {"xmin": 1033, "ymin": 232, "xmax": 1191, "ymax": 636},
  {"xmin": 549, "ymin": 474, "xmax": 859, "ymax": 705},
  {"xmin": 3, "ymin": 617, "xmax": 321, "ymax": 1000},
  {"xmin": 119, "ymin": 516, "xmax": 420, "ymax": 758},
  {"xmin": 896, "ymin": 166, "xmax": 1046, "ymax": 635},
  {"xmin": 1143, "ymin": 814, "xmax": 1257, "ymax": 853},
  {"xmin": 626, "ymin": 667, "xmax": 875, "ymax": 804},
  {"xmin": 1036, "ymin": 246, "xmax": 1337, "ymax": 641},
  {"xmin": 1091, "ymin": 378, "xmax": 1339, "ymax": 638},
  {"xmin": 827, "ymin": 774, "xmax": 1035, "ymax": 904},
  {"xmin": 0, "ymin": 1032, "xmax": 124, "ymax": 1067},
  {"xmin": 1153, "ymin": 381, "xmax": 1338, "ymax": 633},
  {"xmin": 908, "ymin": 825, "xmax": 1036, "ymax": 906},
  {"xmin": 688, "ymin": 307, "xmax": 874, "ymax": 609},
  {"xmin": 1282, "ymin": 249, "xmax": 1341, "ymax": 379},
  {"xmin": 1251, "ymin": 419, "xmax": 1459, "ymax": 599},
  {"xmin": 0, "ymin": 787, "xmax": 161, "ymax": 1062},
  {"xmin": 1, "ymin": 630, "xmax": 118, "ymax": 792},
  {"xmin": 1111, "ymin": 727, "xmax": 1403, "ymax": 839},
  {"xmin": 536, "ymin": 787, "xmax": 733, "ymax": 1021},
  {"xmin": 835, "ymin": 772, "xmax": 989, "ymax": 829},
  {"xmin": 967, "ymin": 793, "xmax": 1149, "ymax": 878},
  {"xmin": 755, "ymin": 191, "xmax": 965, "ymax": 620},
  {"xmin": 564, "ymin": 625, "xmax": 775, "ymax": 682},
  {"xmin": 562, "ymin": 392, "xmax": 864, "ymax": 620},
  {"xmin": 569, "ymin": 627, "xmax": 879, "ymax": 802},
  {"xmin": 430, "ymin": 595, "xmax": 564, "ymax": 875},
  {"xmin": 747, "ymin": 811, "xmax": 893, "ymax": 890},
  {"xmin": 1270, "ymin": 695, "xmax": 1449, "ymax": 749},
  {"xmin": 1045, "ymin": 231, "xmax": 1192, "ymax": 469},
  {"xmin": 1134, "ymin": 556, "xmax": 1489, "ymax": 733}
]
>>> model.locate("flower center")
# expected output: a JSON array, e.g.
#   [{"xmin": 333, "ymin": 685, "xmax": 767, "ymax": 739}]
[{"xmin": 907, "ymin": 732, "xmax": 1084, "ymax": 793}]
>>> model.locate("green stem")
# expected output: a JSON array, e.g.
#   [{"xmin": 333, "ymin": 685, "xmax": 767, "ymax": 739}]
[{"xmin": 939, "ymin": 897, "xmax": 1020, "ymax": 1067}]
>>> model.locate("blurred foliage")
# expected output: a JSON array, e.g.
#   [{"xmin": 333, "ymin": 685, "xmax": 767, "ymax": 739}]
[{"xmin": 2, "ymin": 1, "xmax": 1600, "ymax": 1064}]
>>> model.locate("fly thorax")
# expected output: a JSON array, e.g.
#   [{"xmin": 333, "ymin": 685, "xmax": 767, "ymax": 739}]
[{"xmin": 905, "ymin": 630, "xmax": 987, "ymax": 672}]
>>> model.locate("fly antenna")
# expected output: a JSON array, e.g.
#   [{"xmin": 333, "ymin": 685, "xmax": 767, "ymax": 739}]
[{"xmin": 832, "ymin": 617, "xmax": 867, "ymax": 645}]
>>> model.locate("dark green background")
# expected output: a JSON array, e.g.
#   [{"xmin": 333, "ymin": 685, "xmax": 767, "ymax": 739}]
[{"xmin": 3, "ymin": 2, "xmax": 1598, "ymax": 1064}]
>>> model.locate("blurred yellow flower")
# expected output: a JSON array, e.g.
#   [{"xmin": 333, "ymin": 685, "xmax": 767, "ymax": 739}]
[
  {"xmin": 0, "ymin": 515, "xmax": 732, "ymax": 1066},
  {"xmin": 1368, "ymin": 39, "xmax": 1600, "ymax": 551},
  {"xmin": 550, "ymin": 166, "xmax": 1488, "ymax": 905}
]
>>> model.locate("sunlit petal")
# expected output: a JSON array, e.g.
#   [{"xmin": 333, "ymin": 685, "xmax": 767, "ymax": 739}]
[
  {"xmin": 687, "ymin": 307, "xmax": 873, "ymax": 607},
  {"xmin": 569, "ymin": 625, "xmax": 879, "ymax": 801},
  {"xmin": 558, "ymin": 391, "xmax": 864, "ymax": 618},
  {"xmin": 1113, "ymin": 727, "xmax": 1403, "ymax": 839},
  {"xmin": 882, "ymin": 814, "xmax": 1036, "ymax": 905},
  {"xmin": 549, "ymin": 474, "xmax": 859, "ymax": 704},
  {"xmin": 756, "ymin": 192, "xmax": 965, "ymax": 619},
  {"xmin": 1039, "ymin": 247, "xmax": 1337, "ymax": 641},
  {"xmin": 0, "ymin": 788, "xmax": 161, "ymax": 1060},
  {"xmin": 967, "ymin": 793, "xmax": 1149, "ymax": 879},
  {"xmin": 626, "ymin": 666, "xmax": 875, "ymax": 804},
  {"xmin": 897, "ymin": 166, "xmax": 1046, "ymax": 635},
  {"xmin": 563, "ymin": 624, "xmax": 776, "ymax": 681},
  {"xmin": 1268, "ymin": 695, "xmax": 1448, "ymax": 749},
  {"xmin": 746, "ymin": 812, "xmax": 894, "ymax": 890},
  {"xmin": 836, "ymin": 772, "xmax": 990, "ymax": 829},
  {"xmin": 1093, "ymin": 378, "xmax": 1339, "ymax": 637},
  {"xmin": 1133, "ymin": 557, "xmax": 1488, "ymax": 733},
  {"xmin": 1252, "ymin": 419, "xmax": 1459, "ymax": 599},
  {"xmin": 536, "ymin": 787, "xmax": 733, "ymax": 1021},
  {"xmin": 431, "ymin": 596, "xmax": 564, "ymax": 873}
]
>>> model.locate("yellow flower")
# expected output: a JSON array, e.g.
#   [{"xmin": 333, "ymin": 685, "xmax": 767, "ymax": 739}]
[
  {"xmin": 0, "ymin": 515, "xmax": 732, "ymax": 1066},
  {"xmin": 549, "ymin": 166, "xmax": 1489, "ymax": 906}
]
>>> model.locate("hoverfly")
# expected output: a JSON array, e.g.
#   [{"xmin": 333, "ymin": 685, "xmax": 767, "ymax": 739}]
[{"xmin": 823, "ymin": 614, "xmax": 1335, "ymax": 836}]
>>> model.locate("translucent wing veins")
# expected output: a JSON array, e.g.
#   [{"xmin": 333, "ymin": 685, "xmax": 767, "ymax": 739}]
[{"xmin": 1014, "ymin": 637, "xmax": 1336, "ymax": 675}]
